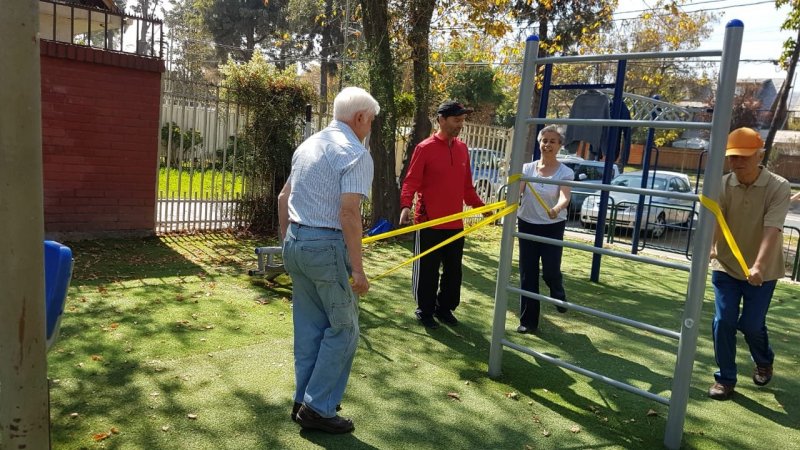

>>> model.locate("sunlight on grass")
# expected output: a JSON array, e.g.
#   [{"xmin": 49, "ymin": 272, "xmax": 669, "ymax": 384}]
[
  {"xmin": 158, "ymin": 168, "xmax": 245, "ymax": 198},
  {"xmin": 48, "ymin": 229, "xmax": 799, "ymax": 449}
]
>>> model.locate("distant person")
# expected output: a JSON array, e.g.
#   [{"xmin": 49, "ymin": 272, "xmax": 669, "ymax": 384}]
[
  {"xmin": 399, "ymin": 100, "xmax": 487, "ymax": 329},
  {"xmin": 707, "ymin": 127, "xmax": 790, "ymax": 401},
  {"xmin": 516, "ymin": 125, "xmax": 573, "ymax": 334},
  {"xmin": 278, "ymin": 87, "xmax": 379, "ymax": 432}
]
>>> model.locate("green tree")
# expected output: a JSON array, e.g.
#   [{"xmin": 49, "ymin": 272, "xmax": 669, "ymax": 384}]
[
  {"xmin": 163, "ymin": 0, "xmax": 216, "ymax": 80},
  {"xmin": 219, "ymin": 53, "xmax": 316, "ymax": 231},
  {"xmin": 765, "ymin": 0, "xmax": 800, "ymax": 162},
  {"xmin": 360, "ymin": 0, "xmax": 399, "ymax": 226},
  {"xmin": 199, "ymin": 0, "xmax": 299, "ymax": 65}
]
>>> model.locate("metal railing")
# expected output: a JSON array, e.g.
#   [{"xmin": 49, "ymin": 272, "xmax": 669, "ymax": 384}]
[{"xmin": 38, "ymin": 0, "xmax": 164, "ymax": 58}]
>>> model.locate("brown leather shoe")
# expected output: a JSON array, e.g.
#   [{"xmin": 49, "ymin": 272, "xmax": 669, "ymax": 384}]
[
  {"xmin": 296, "ymin": 404, "xmax": 354, "ymax": 434},
  {"xmin": 753, "ymin": 364, "xmax": 773, "ymax": 386},
  {"xmin": 708, "ymin": 382, "xmax": 735, "ymax": 400},
  {"xmin": 292, "ymin": 402, "xmax": 341, "ymax": 422}
]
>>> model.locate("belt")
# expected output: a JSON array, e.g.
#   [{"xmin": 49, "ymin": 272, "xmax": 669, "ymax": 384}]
[{"xmin": 290, "ymin": 222, "xmax": 340, "ymax": 232}]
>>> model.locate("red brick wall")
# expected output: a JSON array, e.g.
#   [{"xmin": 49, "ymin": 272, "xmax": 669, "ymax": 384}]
[{"xmin": 40, "ymin": 41, "xmax": 163, "ymax": 237}]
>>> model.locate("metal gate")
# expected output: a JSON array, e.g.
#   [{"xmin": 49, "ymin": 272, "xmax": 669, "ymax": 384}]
[{"xmin": 156, "ymin": 76, "xmax": 252, "ymax": 232}]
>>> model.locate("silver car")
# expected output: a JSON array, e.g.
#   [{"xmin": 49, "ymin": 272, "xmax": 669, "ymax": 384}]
[{"xmin": 579, "ymin": 170, "xmax": 695, "ymax": 238}]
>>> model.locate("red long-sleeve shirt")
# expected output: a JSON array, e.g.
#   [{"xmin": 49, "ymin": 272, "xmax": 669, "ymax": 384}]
[{"xmin": 400, "ymin": 134, "xmax": 484, "ymax": 229}]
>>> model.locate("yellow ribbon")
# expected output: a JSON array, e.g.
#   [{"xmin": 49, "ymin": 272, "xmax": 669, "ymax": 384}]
[
  {"xmin": 368, "ymin": 203, "xmax": 519, "ymax": 281},
  {"xmin": 699, "ymin": 194, "xmax": 750, "ymax": 278},
  {"xmin": 524, "ymin": 181, "xmax": 552, "ymax": 211},
  {"xmin": 361, "ymin": 201, "xmax": 505, "ymax": 244},
  {"xmin": 360, "ymin": 173, "xmax": 524, "ymax": 282}
]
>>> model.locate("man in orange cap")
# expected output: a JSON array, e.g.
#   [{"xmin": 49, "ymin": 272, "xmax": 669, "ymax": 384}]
[{"xmin": 707, "ymin": 127, "xmax": 791, "ymax": 400}]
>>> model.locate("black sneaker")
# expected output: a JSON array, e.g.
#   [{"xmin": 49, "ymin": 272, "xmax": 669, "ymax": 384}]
[
  {"xmin": 415, "ymin": 311, "xmax": 440, "ymax": 329},
  {"xmin": 434, "ymin": 309, "xmax": 459, "ymax": 325},
  {"xmin": 296, "ymin": 405, "xmax": 354, "ymax": 434},
  {"xmin": 556, "ymin": 301, "xmax": 568, "ymax": 313}
]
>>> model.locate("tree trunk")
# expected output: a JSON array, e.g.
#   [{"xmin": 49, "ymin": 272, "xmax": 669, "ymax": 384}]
[
  {"xmin": 0, "ymin": 1, "xmax": 50, "ymax": 448},
  {"xmin": 398, "ymin": 0, "xmax": 435, "ymax": 186},
  {"xmin": 764, "ymin": 27, "xmax": 800, "ymax": 163},
  {"xmin": 360, "ymin": 0, "xmax": 399, "ymax": 226}
]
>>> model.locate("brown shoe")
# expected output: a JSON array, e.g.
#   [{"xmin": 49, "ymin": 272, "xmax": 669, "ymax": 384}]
[
  {"xmin": 708, "ymin": 382, "xmax": 735, "ymax": 400},
  {"xmin": 753, "ymin": 364, "xmax": 773, "ymax": 386},
  {"xmin": 292, "ymin": 402, "xmax": 341, "ymax": 422},
  {"xmin": 296, "ymin": 404, "xmax": 354, "ymax": 434}
]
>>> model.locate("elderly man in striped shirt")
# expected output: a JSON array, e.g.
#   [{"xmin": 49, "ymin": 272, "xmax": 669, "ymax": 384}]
[{"xmin": 278, "ymin": 87, "xmax": 379, "ymax": 434}]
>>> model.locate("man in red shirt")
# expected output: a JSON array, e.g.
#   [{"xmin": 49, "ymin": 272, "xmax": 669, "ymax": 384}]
[{"xmin": 399, "ymin": 101, "xmax": 486, "ymax": 329}]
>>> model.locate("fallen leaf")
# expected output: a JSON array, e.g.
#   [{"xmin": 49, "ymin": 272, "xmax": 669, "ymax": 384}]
[
  {"xmin": 92, "ymin": 432, "xmax": 110, "ymax": 441},
  {"xmin": 187, "ymin": 413, "xmax": 198, "ymax": 420},
  {"xmin": 505, "ymin": 392, "xmax": 519, "ymax": 400},
  {"xmin": 69, "ymin": 412, "xmax": 79, "ymax": 419},
  {"xmin": 447, "ymin": 392, "xmax": 461, "ymax": 401},
  {"xmin": 532, "ymin": 415, "xmax": 541, "ymax": 424},
  {"xmin": 542, "ymin": 430, "xmax": 551, "ymax": 437},
  {"xmin": 570, "ymin": 424, "xmax": 581, "ymax": 433},
  {"xmin": 646, "ymin": 409, "xmax": 658, "ymax": 417},
  {"xmin": 110, "ymin": 427, "xmax": 119, "ymax": 434},
  {"xmin": 91, "ymin": 355, "xmax": 103, "ymax": 361},
  {"xmin": 464, "ymin": 381, "xmax": 470, "ymax": 385},
  {"xmin": 161, "ymin": 425, "xmax": 170, "ymax": 432}
]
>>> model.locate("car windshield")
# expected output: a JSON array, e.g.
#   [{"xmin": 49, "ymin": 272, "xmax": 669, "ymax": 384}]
[{"xmin": 611, "ymin": 175, "xmax": 667, "ymax": 191}]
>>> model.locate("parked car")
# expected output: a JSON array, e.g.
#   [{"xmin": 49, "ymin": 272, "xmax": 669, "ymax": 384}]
[
  {"xmin": 557, "ymin": 156, "xmax": 620, "ymax": 215},
  {"xmin": 469, "ymin": 147, "xmax": 506, "ymax": 202},
  {"xmin": 579, "ymin": 170, "xmax": 695, "ymax": 238}
]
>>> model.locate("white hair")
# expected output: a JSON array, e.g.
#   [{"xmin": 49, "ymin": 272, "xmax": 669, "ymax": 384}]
[
  {"xmin": 333, "ymin": 87, "xmax": 380, "ymax": 122},
  {"xmin": 537, "ymin": 125, "xmax": 564, "ymax": 143}
]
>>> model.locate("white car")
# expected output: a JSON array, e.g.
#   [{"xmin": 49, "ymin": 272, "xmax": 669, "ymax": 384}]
[{"xmin": 579, "ymin": 170, "xmax": 695, "ymax": 238}]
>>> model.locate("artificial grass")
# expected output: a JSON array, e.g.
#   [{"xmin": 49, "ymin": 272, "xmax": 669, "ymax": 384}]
[{"xmin": 48, "ymin": 228, "xmax": 799, "ymax": 449}]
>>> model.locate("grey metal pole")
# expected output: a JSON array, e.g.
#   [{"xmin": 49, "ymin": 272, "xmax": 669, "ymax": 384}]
[
  {"xmin": 488, "ymin": 36, "xmax": 539, "ymax": 378},
  {"xmin": 0, "ymin": 0, "xmax": 51, "ymax": 448},
  {"xmin": 663, "ymin": 20, "xmax": 743, "ymax": 450}
]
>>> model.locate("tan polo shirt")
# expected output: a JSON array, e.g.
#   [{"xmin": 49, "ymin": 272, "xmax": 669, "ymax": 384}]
[{"xmin": 712, "ymin": 167, "xmax": 791, "ymax": 281}]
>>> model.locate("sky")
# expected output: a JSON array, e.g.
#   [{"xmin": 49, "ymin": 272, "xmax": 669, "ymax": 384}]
[{"xmin": 615, "ymin": 0, "xmax": 794, "ymax": 81}]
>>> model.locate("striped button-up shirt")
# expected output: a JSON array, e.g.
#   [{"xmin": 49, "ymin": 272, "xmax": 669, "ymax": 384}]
[{"xmin": 287, "ymin": 120, "xmax": 373, "ymax": 230}]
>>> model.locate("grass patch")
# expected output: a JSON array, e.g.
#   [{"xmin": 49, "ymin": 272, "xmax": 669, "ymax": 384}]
[
  {"xmin": 49, "ymin": 228, "xmax": 799, "ymax": 449},
  {"xmin": 158, "ymin": 168, "xmax": 245, "ymax": 199}
]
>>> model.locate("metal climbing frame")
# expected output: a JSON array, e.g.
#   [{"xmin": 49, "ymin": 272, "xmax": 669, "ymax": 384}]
[{"xmin": 488, "ymin": 21, "xmax": 743, "ymax": 450}]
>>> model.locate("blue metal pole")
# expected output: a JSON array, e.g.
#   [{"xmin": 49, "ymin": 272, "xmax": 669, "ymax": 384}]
[{"xmin": 589, "ymin": 59, "xmax": 627, "ymax": 282}]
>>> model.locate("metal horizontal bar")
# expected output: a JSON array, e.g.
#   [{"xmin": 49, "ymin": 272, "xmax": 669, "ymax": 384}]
[
  {"xmin": 525, "ymin": 117, "xmax": 713, "ymax": 130},
  {"xmin": 501, "ymin": 339, "xmax": 671, "ymax": 405},
  {"xmin": 518, "ymin": 176, "xmax": 701, "ymax": 203},
  {"xmin": 506, "ymin": 285, "xmax": 682, "ymax": 339},
  {"xmin": 513, "ymin": 231, "xmax": 691, "ymax": 273},
  {"xmin": 535, "ymin": 49, "xmax": 722, "ymax": 64},
  {"xmin": 550, "ymin": 83, "xmax": 616, "ymax": 90}
]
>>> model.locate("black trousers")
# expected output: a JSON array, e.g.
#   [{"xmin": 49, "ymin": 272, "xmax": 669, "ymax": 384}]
[
  {"xmin": 518, "ymin": 218, "xmax": 567, "ymax": 329},
  {"xmin": 412, "ymin": 228, "xmax": 465, "ymax": 317}
]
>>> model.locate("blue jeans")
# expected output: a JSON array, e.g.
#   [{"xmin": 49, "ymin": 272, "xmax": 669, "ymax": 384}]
[
  {"xmin": 711, "ymin": 270, "xmax": 776, "ymax": 386},
  {"xmin": 283, "ymin": 223, "xmax": 359, "ymax": 418}
]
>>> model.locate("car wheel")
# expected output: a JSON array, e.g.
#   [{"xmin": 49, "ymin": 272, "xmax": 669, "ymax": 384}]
[{"xmin": 649, "ymin": 213, "xmax": 667, "ymax": 238}]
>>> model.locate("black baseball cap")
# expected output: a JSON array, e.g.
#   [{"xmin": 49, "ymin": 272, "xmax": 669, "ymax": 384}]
[{"xmin": 437, "ymin": 100, "xmax": 473, "ymax": 117}]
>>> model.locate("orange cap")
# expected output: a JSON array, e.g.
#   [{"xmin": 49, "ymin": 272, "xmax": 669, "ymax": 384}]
[{"xmin": 726, "ymin": 128, "xmax": 764, "ymax": 156}]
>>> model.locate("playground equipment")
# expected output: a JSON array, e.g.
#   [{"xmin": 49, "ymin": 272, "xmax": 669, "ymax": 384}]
[
  {"xmin": 44, "ymin": 240, "xmax": 73, "ymax": 351},
  {"xmin": 488, "ymin": 21, "xmax": 743, "ymax": 450}
]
